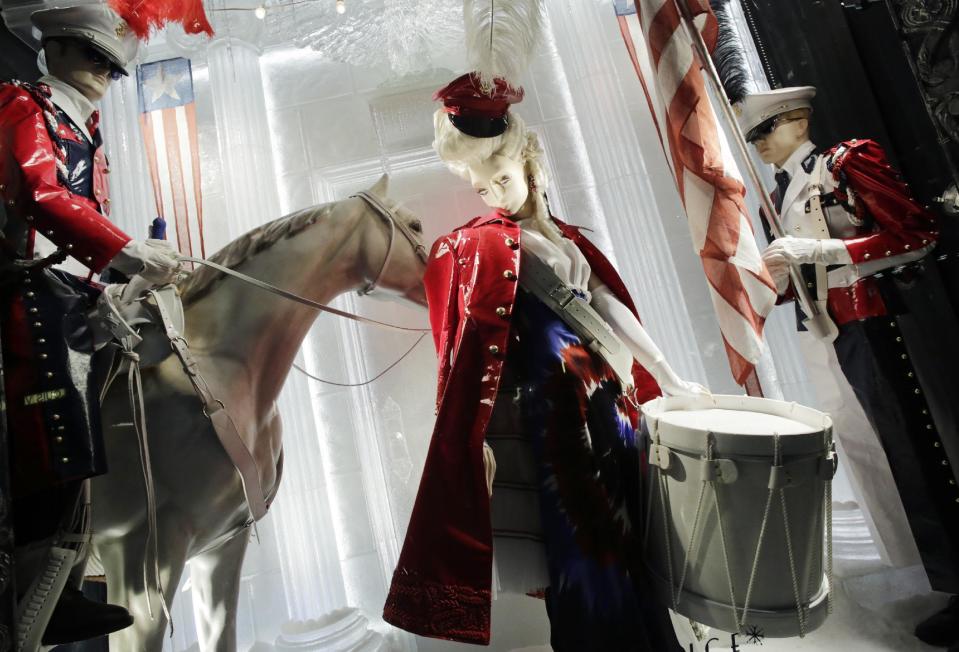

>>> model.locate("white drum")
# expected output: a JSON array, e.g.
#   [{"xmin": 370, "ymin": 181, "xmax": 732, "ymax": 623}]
[{"xmin": 641, "ymin": 394, "xmax": 837, "ymax": 639}]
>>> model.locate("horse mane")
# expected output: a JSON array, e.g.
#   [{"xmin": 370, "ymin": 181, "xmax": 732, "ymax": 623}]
[{"xmin": 177, "ymin": 203, "xmax": 335, "ymax": 304}]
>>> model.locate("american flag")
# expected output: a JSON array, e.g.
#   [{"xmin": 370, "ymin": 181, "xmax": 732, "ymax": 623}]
[
  {"xmin": 615, "ymin": 0, "xmax": 776, "ymax": 385},
  {"xmin": 137, "ymin": 57, "xmax": 206, "ymax": 259}
]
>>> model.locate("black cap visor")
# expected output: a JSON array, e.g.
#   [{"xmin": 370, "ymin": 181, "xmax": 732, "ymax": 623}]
[{"xmin": 449, "ymin": 113, "xmax": 509, "ymax": 139}]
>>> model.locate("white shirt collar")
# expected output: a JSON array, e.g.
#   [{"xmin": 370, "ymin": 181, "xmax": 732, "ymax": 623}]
[
  {"xmin": 777, "ymin": 140, "xmax": 816, "ymax": 180},
  {"xmin": 39, "ymin": 75, "xmax": 97, "ymax": 143}
]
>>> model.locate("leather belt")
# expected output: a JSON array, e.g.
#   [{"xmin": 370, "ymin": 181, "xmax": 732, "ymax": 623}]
[{"xmin": 519, "ymin": 249, "xmax": 634, "ymax": 389}]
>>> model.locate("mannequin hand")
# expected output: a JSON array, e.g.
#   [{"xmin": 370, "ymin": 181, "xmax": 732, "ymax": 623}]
[
  {"xmin": 110, "ymin": 239, "xmax": 183, "ymax": 286},
  {"xmin": 649, "ymin": 359, "xmax": 710, "ymax": 397},
  {"xmin": 659, "ymin": 377, "xmax": 711, "ymax": 397},
  {"xmin": 763, "ymin": 237, "xmax": 851, "ymax": 267}
]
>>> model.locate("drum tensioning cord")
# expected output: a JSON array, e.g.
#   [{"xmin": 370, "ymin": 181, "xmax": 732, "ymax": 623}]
[{"xmin": 647, "ymin": 428, "xmax": 834, "ymax": 637}]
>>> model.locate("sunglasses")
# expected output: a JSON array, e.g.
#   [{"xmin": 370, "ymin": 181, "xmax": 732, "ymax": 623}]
[
  {"xmin": 55, "ymin": 38, "xmax": 125, "ymax": 80},
  {"xmin": 746, "ymin": 116, "xmax": 802, "ymax": 143}
]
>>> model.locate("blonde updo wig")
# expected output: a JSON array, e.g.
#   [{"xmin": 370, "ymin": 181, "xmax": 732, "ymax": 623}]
[
  {"xmin": 433, "ymin": 108, "xmax": 550, "ymax": 195},
  {"xmin": 433, "ymin": 107, "xmax": 559, "ymax": 241}
]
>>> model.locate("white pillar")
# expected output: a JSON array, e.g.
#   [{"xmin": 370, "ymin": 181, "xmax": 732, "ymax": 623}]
[
  {"xmin": 100, "ymin": 73, "xmax": 159, "ymax": 240},
  {"xmin": 541, "ymin": 2, "xmax": 715, "ymax": 387}
]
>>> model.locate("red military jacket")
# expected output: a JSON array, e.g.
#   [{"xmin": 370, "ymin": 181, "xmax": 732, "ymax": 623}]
[
  {"xmin": 773, "ymin": 139, "xmax": 939, "ymax": 325},
  {"xmin": 0, "ymin": 80, "xmax": 129, "ymax": 270},
  {"xmin": 383, "ymin": 211, "xmax": 660, "ymax": 645}
]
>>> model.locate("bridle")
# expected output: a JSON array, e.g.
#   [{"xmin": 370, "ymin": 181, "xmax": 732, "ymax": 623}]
[{"xmin": 352, "ymin": 190, "xmax": 428, "ymax": 296}]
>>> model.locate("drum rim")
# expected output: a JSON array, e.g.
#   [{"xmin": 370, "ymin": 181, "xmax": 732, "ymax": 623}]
[{"xmin": 640, "ymin": 394, "xmax": 833, "ymax": 457}]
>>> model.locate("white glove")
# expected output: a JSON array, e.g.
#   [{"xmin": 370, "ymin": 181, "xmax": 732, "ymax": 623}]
[
  {"xmin": 590, "ymin": 284, "xmax": 711, "ymax": 397},
  {"xmin": 763, "ymin": 237, "xmax": 851, "ymax": 267},
  {"xmin": 109, "ymin": 239, "xmax": 183, "ymax": 286}
]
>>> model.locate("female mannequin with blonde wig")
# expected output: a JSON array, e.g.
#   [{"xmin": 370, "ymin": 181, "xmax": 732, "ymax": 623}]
[{"xmin": 384, "ymin": 74, "xmax": 697, "ymax": 651}]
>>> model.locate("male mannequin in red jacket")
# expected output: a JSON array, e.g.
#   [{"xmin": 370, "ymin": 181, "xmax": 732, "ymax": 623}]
[
  {"xmin": 739, "ymin": 86, "xmax": 959, "ymax": 647},
  {"xmin": 0, "ymin": 5, "xmax": 181, "ymax": 644}
]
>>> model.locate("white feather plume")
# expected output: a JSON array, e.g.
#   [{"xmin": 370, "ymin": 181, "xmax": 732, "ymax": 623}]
[{"xmin": 464, "ymin": 0, "xmax": 545, "ymax": 89}]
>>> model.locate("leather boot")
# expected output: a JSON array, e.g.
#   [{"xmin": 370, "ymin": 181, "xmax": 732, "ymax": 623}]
[
  {"xmin": 915, "ymin": 595, "xmax": 959, "ymax": 647},
  {"xmin": 40, "ymin": 586, "xmax": 134, "ymax": 645}
]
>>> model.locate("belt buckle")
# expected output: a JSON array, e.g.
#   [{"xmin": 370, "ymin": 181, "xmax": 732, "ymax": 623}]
[{"xmin": 548, "ymin": 284, "xmax": 575, "ymax": 307}]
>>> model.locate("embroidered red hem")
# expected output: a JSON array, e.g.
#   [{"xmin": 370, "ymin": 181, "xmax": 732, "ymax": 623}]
[{"xmin": 383, "ymin": 571, "xmax": 491, "ymax": 645}]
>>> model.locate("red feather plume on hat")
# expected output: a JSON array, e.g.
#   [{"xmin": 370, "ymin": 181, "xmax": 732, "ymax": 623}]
[{"xmin": 108, "ymin": 0, "xmax": 214, "ymax": 38}]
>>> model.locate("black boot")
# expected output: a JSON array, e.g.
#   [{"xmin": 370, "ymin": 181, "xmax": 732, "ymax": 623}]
[
  {"xmin": 915, "ymin": 595, "xmax": 959, "ymax": 647},
  {"xmin": 40, "ymin": 586, "xmax": 134, "ymax": 645}
]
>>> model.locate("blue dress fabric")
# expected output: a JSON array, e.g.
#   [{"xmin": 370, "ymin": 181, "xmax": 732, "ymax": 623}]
[{"xmin": 499, "ymin": 289, "xmax": 679, "ymax": 652}]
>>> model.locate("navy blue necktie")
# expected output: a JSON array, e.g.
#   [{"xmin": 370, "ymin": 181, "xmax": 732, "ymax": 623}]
[{"xmin": 774, "ymin": 169, "xmax": 791, "ymax": 213}]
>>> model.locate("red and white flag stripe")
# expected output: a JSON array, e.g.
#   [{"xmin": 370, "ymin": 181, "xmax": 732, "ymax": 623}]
[
  {"xmin": 140, "ymin": 104, "xmax": 205, "ymax": 259},
  {"xmin": 618, "ymin": 0, "xmax": 776, "ymax": 384}
]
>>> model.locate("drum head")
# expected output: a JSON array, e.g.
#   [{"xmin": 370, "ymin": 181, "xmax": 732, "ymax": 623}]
[{"xmin": 642, "ymin": 394, "xmax": 832, "ymax": 456}]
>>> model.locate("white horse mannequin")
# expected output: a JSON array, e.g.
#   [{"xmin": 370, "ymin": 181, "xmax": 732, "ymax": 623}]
[{"xmin": 91, "ymin": 175, "xmax": 427, "ymax": 651}]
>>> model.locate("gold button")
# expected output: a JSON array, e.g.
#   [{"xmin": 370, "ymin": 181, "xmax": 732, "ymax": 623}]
[
  {"xmin": 864, "ymin": 253, "xmax": 870, "ymax": 259},
  {"xmin": 103, "ymin": 198, "xmax": 111, "ymax": 205},
  {"xmin": 495, "ymin": 307, "xmax": 507, "ymax": 317},
  {"xmin": 28, "ymin": 307, "xmax": 37, "ymax": 314},
  {"xmin": 25, "ymin": 291, "xmax": 35, "ymax": 298},
  {"xmin": 922, "ymin": 409, "xmax": 929, "ymax": 415},
  {"xmin": 45, "ymin": 229, "xmax": 53, "ymax": 236},
  {"xmin": 934, "ymin": 442, "xmax": 941, "ymax": 447},
  {"xmin": 895, "ymin": 336, "xmax": 902, "ymax": 342},
  {"xmin": 907, "ymin": 372, "xmax": 913, "ymax": 378},
  {"xmin": 55, "ymin": 436, "xmax": 64, "ymax": 443},
  {"xmin": 901, "ymin": 354, "xmax": 908, "ymax": 360},
  {"xmin": 905, "ymin": 244, "xmax": 911, "ymax": 250},
  {"xmin": 84, "ymin": 256, "xmax": 92, "ymax": 262},
  {"xmin": 503, "ymin": 270, "xmax": 516, "ymax": 280},
  {"xmin": 61, "ymin": 457, "xmax": 69, "ymax": 464},
  {"xmin": 915, "ymin": 388, "xmax": 921, "ymax": 395},
  {"xmin": 52, "ymin": 414, "xmax": 60, "ymax": 420},
  {"xmin": 33, "ymin": 321, "xmax": 41, "ymax": 328},
  {"xmin": 488, "ymin": 345, "xmax": 500, "ymax": 355},
  {"xmin": 885, "ymin": 250, "xmax": 892, "ymax": 256},
  {"xmin": 66, "ymin": 244, "xmax": 73, "ymax": 250},
  {"xmin": 806, "ymin": 282, "xmax": 813, "ymax": 288},
  {"xmin": 37, "ymin": 338, "xmax": 46, "ymax": 344},
  {"xmin": 927, "ymin": 424, "xmax": 933, "ymax": 430},
  {"xmin": 39, "ymin": 353, "xmax": 47, "ymax": 360},
  {"xmin": 46, "ymin": 372, "xmax": 54, "ymax": 378}
]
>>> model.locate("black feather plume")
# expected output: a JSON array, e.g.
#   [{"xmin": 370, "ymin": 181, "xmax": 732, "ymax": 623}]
[{"xmin": 709, "ymin": 0, "xmax": 755, "ymax": 104}]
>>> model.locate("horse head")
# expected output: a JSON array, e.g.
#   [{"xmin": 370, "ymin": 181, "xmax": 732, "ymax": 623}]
[{"xmin": 353, "ymin": 174, "xmax": 428, "ymax": 307}]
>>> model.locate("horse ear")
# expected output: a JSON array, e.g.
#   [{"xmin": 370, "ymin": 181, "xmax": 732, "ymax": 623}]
[{"xmin": 369, "ymin": 173, "xmax": 390, "ymax": 198}]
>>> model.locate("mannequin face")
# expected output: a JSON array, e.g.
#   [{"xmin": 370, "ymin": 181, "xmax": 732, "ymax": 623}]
[
  {"xmin": 751, "ymin": 116, "xmax": 809, "ymax": 168},
  {"xmin": 467, "ymin": 154, "xmax": 531, "ymax": 218},
  {"xmin": 44, "ymin": 38, "xmax": 115, "ymax": 102}
]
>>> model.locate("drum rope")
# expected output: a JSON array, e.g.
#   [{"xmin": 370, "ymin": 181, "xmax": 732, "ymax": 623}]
[
  {"xmin": 740, "ymin": 434, "xmax": 779, "ymax": 628},
  {"xmin": 671, "ymin": 436, "xmax": 714, "ymax": 609},
  {"xmin": 712, "ymin": 470, "xmax": 742, "ymax": 632},
  {"xmin": 779, "ymin": 463, "xmax": 808, "ymax": 637}
]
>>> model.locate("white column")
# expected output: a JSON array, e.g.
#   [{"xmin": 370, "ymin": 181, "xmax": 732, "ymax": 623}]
[
  {"xmin": 100, "ymin": 73, "xmax": 159, "ymax": 240},
  {"xmin": 542, "ymin": 2, "xmax": 716, "ymax": 388},
  {"xmin": 206, "ymin": 34, "xmax": 281, "ymax": 240},
  {"xmin": 201, "ymin": 28, "xmax": 351, "ymax": 619}
]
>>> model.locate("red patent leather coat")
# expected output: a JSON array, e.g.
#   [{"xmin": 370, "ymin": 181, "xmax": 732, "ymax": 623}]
[
  {"xmin": 772, "ymin": 139, "xmax": 939, "ymax": 325},
  {"xmin": 383, "ymin": 212, "xmax": 660, "ymax": 645},
  {"xmin": 0, "ymin": 81, "xmax": 129, "ymax": 269},
  {"xmin": 1, "ymin": 80, "xmax": 130, "ymax": 495}
]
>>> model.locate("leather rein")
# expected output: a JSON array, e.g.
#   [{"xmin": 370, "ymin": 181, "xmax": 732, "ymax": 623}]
[{"xmin": 179, "ymin": 191, "xmax": 429, "ymax": 333}]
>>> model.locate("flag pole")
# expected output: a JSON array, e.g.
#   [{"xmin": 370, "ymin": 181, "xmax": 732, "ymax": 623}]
[{"xmin": 675, "ymin": 0, "xmax": 838, "ymax": 342}]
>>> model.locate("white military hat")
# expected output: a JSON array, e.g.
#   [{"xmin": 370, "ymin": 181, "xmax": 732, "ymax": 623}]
[
  {"xmin": 31, "ymin": 4, "xmax": 138, "ymax": 75},
  {"xmin": 735, "ymin": 86, "xmax": 816, "ymax": 142}
]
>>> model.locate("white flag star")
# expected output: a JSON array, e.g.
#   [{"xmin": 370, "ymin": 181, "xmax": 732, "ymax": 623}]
[{"xmin": 144, "ymin": 68, "xmax": 183, "ymax": 104}]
